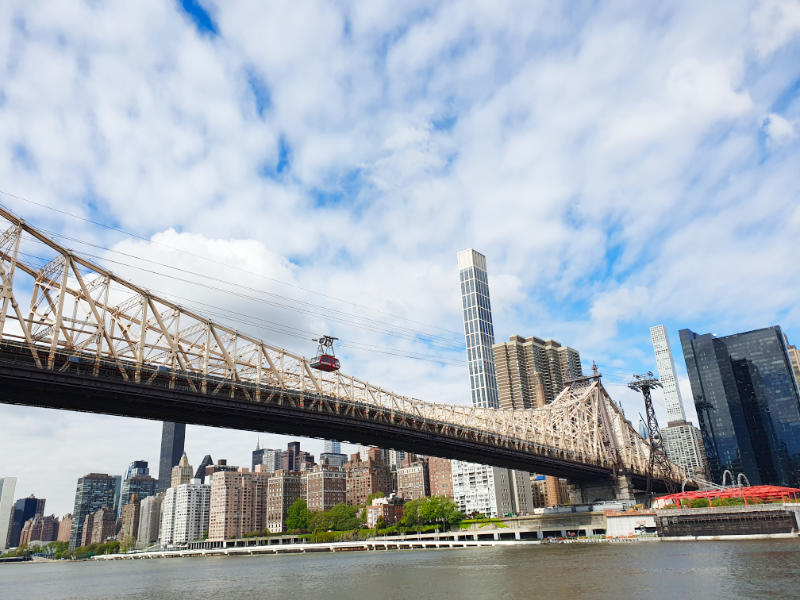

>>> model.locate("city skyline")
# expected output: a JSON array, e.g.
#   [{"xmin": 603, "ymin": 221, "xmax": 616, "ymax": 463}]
[{"xmin": 1, "ymin": 1, "xmax": 799, "ymax": 517}]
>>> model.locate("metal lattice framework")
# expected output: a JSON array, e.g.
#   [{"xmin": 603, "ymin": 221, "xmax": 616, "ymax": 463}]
[{"xmin": 0, "ymin": 206, "xmax": 685, "ymax": 484}]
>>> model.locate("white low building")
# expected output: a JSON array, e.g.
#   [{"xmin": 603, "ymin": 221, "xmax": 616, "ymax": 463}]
[{"xmin": 605, "ymin": 511, "xmax": 657, "ymax": 537}]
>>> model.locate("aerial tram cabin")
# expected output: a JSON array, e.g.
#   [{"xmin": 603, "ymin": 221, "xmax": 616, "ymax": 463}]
[{"xmin": 310, "ymin": 335, "xmax": 340, "ymax": 372}]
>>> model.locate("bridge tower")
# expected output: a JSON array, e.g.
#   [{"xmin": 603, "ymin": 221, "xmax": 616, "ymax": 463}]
[{"xmin": 628, "ymin": 372, "xmax": 676, "ymax": 504}]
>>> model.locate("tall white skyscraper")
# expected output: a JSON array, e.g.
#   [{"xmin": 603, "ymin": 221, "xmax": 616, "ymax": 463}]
[
  {"xmin": 451, "ymin": 250, "xmax": 519, "ymax": 517},
  {"xmin": 650, "ymin": 324, "xmax": 686, "ymax": 423},
  {"xmin": 0, "ymin": 477, "xmax": 17, "ymax": 551},
  {"xmin": 650, "ymin": 324, "xmax": 706, "ymax": 479},
  {"xmin": 458, "ymin": 249, "xmax": 499, "ymax": 409}
]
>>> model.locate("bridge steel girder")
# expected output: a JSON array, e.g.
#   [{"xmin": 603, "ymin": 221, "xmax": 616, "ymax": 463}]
[{"xmin": 0, "ymin": 360, "xmax": 614, "ymax": 482}]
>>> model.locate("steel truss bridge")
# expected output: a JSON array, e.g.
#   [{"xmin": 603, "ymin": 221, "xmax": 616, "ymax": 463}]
[{"xmin": 0, "ymin": 207, "xmax": 687, "ymax": 492}]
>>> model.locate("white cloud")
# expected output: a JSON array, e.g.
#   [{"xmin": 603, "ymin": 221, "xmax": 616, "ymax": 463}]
[
  {"xmin": 751, "ymin": 0, "xmax": 800, "ymax": 58},
  {"xmin": 1, "ymin": 0, "xmax": 799, "ymax": 510},
  {"xmin": 763, "ymin": 112, "xmax": 797, "ymax": 143}
]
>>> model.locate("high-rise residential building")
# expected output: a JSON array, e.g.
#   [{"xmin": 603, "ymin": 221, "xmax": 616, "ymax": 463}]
[
  {"xmin": 530, "ymin": 476, "xmax": 570, "ymax": 508},
  {"xmin": 427, "ymin": 457, "xmax": 453, "ymax": 498},
  {"xmin": 119, "ymin": 499, "xmax": 141, "ymax": 542},
  {"xmin": 194, "ymin": 455, "xmax": 214, "ymax": 483},
  {"xmin": 344, "ymin": 449, "xmax": 394, "ymax": 506},
  {"xmin": 493, "ymin": 335, "xmax": 583, "ymax": 409},
  {"xmin": 57, "ymin": 514, "xmax": 72, "ymax": 543},
  {"xmin": 69, "ymin": 473, "xmax": 116, "ymax": 549},
  {"xmin": 0, "ymin": 477, "xmax": 17, "ymax": 551},
  {"xmin": 494, "ymin": 337, "xmax": 575, "ymax": 501},
  {"xmin": 661, "ymin": 424, "xmax": 707, "ymax": 479},
  {"xmin": 266, "ymin": 471, "xmax": 303, "ymax": 533},
  {"xmin": 19, "ymin": 514, "xmax": 58, "ymax": 546},
  {"xmin": 157, "ymin": 422, "xmax": 186, "ymax": 493},
  {"xmin": 136, "ymin": 494, "xmax": 163, "ymax": 549},
  {"xmin": 120, "ymin": 461, "xmax": 157, "ymax": 515},
  {"xmin": 303, "ymin": 465, "xmax": 346, "ymax": 513},
  {"xmin": 81, "ymin": 507, "xmax": 115, "ymax": 546},
  {"xmin": 509, "ymin": 469, "xmax": 534, "ymax": 515},
  {"xmin": 492, "ymin": 333, "xmax": 583, "ymax": 507},
  {"xmin": 458, "ymin": 249, "xmax": 499, "ymax": 409},
  {"xmin": 203, "ymin": 459, "xmax": 240, "ymax": 482},
  {"xmin": 397, "ymin": 458, "xmax": 429, "ymax": 500},
  {"xmin": 650, "ymin": 325, "xmax": 686, "ymax": 423},
  {"xmin": 451, "ymin": 464, "xmax": 514, "ymax": 518},
  {"xmin": 207, "ymin": 469, "xmax": 269, "ymax": 541},
  {"xmin": 160, "ymin": 479, "xmax": 211, "ymax": 547},
  {"xmin": 680, "ymin": 326, "xmax": 800, "ymax": 487},
  {"xmin": 7, "ymin": 495, "xmax": 45, "ymax": 548},
  {"xmin": 171, "ymin": 453, "xmax": 194, "ymax": 488},
  {"xmin": 453, "ymin": 249, "xmax": 518, "ymax": 518},
  {"xmin": 650, "ymin": 325, "xmax": 706, "ymax": 479}
]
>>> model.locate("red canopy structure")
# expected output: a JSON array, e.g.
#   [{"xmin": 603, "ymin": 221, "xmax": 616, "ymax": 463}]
[{"xmin": 654, "ymin": 485, "xmax": 800, "ymax": 509}]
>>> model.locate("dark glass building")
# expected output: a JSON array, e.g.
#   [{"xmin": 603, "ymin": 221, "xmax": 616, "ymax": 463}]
[
  {"xmin": 119, "ymin": 461, "xmax": 157, "ymax": 515},
  {"xmin": 680, "ymin": 326, "xmax": 800, "ymax": 487},
  {"xmin": 194, "ymin": 454, "xmax": 214, "ymax": 483},
  {"xmin": 6, "ymin": 495, "xmax": 45, "ymax": 548},
  {"xmin": 157, "ymin": 422, "xmax": 186, "ymax": 492},
  {"xmin": 69, "ymin": 473, "xmax": 116, "ymax": 549}
]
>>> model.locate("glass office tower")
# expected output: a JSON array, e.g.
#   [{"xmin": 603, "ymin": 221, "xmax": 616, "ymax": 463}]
[
  {"xmin": 680, "ymin": 326, "xmax": 800, "ymax": 487},
  {"xmin": 157, "ymin": 422, "xmax": 186, "ymax": 493}
]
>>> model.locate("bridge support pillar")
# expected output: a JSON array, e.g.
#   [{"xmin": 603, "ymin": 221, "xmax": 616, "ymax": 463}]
[
  {"xmin": 570, "ymin": 474, "xmax": 634, "ymax": 504},
  {"xmin": 613, "ymin": 473, "xmax": 635, "ymax": 502}
]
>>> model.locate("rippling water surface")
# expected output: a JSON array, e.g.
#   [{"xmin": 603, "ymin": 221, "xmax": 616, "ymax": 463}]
[{"xmin": 3, "ymin": 540, "xmax": 800, "ymax": 600}]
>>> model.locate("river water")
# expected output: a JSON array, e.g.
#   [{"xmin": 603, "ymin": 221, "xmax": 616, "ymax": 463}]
[{"xmin": 2, "ymin": 540, "xmax": 799, "ymax": 600}]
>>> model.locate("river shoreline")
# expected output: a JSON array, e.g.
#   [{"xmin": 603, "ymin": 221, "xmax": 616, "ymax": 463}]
[
  {"xmin": 3, "ymin": 531, "xmax": 796, "ymax": 565},
  {"xmin": 89, "ymin": 531, "xmax": 797, "ymax": 561}
]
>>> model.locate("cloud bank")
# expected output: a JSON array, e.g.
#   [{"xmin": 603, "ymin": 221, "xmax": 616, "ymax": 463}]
[{"xmin": 1, "ymin": 0, "xmax": 799, "ymax": 515}]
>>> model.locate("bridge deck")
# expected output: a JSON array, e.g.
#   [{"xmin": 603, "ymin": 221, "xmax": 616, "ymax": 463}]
[{"xmin": 0, "ymin": 342, "xmax": 621, "ymax": 482}]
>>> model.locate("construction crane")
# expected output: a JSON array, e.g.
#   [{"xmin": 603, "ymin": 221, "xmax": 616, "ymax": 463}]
[{"xmin": 628, "ymin": 371, "xmax": 676, "ymax": 504}]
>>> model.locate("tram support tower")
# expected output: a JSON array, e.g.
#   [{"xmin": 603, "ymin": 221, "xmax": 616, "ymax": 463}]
[{"xmin": 629, "ymin": 372, "xmax": 676, "ymax": 504}]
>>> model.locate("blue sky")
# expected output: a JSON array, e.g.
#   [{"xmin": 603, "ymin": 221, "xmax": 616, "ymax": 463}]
[{"xmin": 1, "ymin": 0, "xmax": 799, "ymax": 515}]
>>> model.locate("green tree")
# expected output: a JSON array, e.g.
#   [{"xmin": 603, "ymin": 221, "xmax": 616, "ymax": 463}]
[
  {"xmin": 420, "ymin": 496, "xmax": 464, "ymax": 530},
  {"xmin": 328, "ymin": 503, "xmax": 361, "ymax": 531},
  {"xmin": 120, "ymin": 536, "xmax": 137, "ymax": 553},
  {"xmin": 286, "ymin": 498, "xmax": 310, "ymax": 532},
  {"xmin": 400, "ymin": 498, "xmax": 425, "ymax": 527},
  {"xmin": 365, "ymin": 491, "xmax": 385, "ymax": 505}
]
